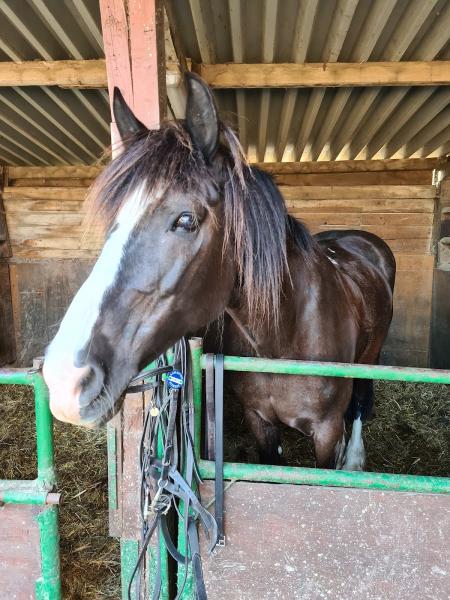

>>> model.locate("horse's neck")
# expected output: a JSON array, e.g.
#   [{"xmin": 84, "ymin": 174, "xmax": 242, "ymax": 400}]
[{"xmin": 224, "ymin": 247, "xmax": 315, "ymax": 358}]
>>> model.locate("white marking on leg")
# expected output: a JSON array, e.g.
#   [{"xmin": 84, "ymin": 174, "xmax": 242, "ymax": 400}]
[
  {"xmin": 342, "ymin": 416, "xmax": 365, "ymax": 471},
  {"xmin": 277, "ymin": 445, "xmax": 283, "ymax": 456}
]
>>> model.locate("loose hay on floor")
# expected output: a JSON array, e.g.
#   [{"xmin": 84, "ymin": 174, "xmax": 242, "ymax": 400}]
[
  {"xmin": 0, "ymin": 379, "xmax": 448, "ymax": 598},
  {"xmin": 0, "ymin": 384, "xmax": 120, "ymax": 600}
]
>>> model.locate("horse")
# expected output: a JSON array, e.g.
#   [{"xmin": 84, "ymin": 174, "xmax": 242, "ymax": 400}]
[{"xmin": 43, "ymin": 73, "xmax": 395, "ymax": 470}]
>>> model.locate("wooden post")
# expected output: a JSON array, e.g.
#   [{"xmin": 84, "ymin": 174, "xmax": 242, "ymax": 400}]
[
  {"xmin": 430, "ymin": 171, "xmax": 450, "ymax": 368},
  {"xmin": 99, "ymin": 0, "xmax": 165, "ymax": 538},
  {"xmin": 100, "ymin": 0, "xmax": 166, "ymax": 150},
  {"xmin": 0, "ymin": 166, "xmax": 16, "ymax": 365}
]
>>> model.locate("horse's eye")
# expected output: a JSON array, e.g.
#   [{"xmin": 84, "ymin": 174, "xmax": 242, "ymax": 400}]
[{"xmin": 172, "ymin": 212, "xmax": 198, "ymax": 232}]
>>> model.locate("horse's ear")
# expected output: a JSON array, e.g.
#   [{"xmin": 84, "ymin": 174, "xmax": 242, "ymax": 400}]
[
  {"xmin": 112, "ymin": 87, "xmax": 147, "ymax": 141},
  {"xmin": 185, "ymin": 72, "xmax": 219, "ymax": 162}
]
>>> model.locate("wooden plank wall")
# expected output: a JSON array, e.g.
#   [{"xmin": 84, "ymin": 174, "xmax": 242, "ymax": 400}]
[
  {"xmin": 1, "ymin": 164, "xmax": 437, "ymax": 367},
  {"xmin": 3, "ymin": 166, "xmax": 100, "ymax": 260}
]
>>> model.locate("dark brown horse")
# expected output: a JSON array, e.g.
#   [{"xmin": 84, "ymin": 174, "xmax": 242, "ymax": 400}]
[{"xmin": 43, "ymin": 73, "xmax": 395, "ymax": 470}]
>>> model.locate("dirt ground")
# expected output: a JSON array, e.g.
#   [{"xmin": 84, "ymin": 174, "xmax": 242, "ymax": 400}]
[{"xmin": 0, "ymin": 379, "xmax": 448, "ymax": 598}]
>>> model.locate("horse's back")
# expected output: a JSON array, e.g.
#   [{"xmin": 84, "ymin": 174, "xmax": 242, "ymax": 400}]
[{"xmin": 315, "ymin": 229, "xmax": 396, "ymax": 290}]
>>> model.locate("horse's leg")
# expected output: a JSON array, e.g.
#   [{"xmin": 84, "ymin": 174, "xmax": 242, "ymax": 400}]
[
  {"xmin": 245, "ymin": 409, "xmax": 283, "ymax": 465},
  {"xmin": 312, "ymin": 417, "xmax": 345, "ymax": 469}
]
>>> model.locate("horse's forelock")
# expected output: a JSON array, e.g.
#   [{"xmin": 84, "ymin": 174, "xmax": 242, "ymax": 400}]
[{"xmin": 83, "ymin": 122, "xmax": 209, "ymax": 240}]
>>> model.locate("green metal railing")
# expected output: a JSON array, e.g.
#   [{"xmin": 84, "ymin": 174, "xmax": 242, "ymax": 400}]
[
  {"xmin": 0, "ymin": 368, "xmax": 61, "ymax": 600},
  {"xmin": 174, "ymin": 340, "xmax": 450, "ymax": 598},
  {"xmin": 193, "ymin": 351, "xmax": 450, "ymax": 495}
]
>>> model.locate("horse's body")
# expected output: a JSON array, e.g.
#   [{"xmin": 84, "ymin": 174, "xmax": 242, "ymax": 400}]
[
  {"xmin": 206, "ymin": 226, "xmax": 395, "ymax": 468},
  {"xmin": 43, "ymin": 73, "xmax": 395, "ymax": 470}
]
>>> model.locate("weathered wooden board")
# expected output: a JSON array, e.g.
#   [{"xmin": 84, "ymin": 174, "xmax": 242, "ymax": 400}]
[
  {"xmin": 0, "ymin": 263, "xmax": 15, "ymax": 365},
  {"xmin": 0, "ymin": 504, "xmax": 42, "ymax": 598},
  {"xmin": 287, "ymin": 198, "xmax": 435, "ymax": 213},
  {"xmin": 4, "ymin": 199, "xmax": 85, "ymax": 213},
  {"xmin": 199, "ymin": 481, "xmax": 450, "ymax": 600},
  {"xmin": 430, "ymin": 179, "xmax": 450, "ymax": 367},
  {"xmin": 9, "ymin": 260, "xmax": 93, "ymax": 365},
  {"xmin": 257, "ymin": 158, "xmax": 443, "ymax": 174},
  {"xmin": 6, "ymin": 159, "xmax": 441, "ymax": 179},
  {"xmin": 280, "ymin": 185, "xmax": 436, "ymax": 200},
  {"xmin": 8, "ymin": 166, "xmax": 102, "ymax": 179},
  {"xmin": 0, "ymin": 177, "xmax": 10, "ymax": 259},
  {"xmin": 382, "ymin": 260, "xmax": 435, "ymax": 367},
  {"xmin": 9, "ymin": 178, "xmax": 95, "ymax": 188},
  {"xmin": 3, "ymin": 187, "xmax": 87, "ymax": 200},
  {"xmin": 430, "ymin": 268, "xmax": 450, "ymax": 369},
  {"xmin": 274, "ymin": 170, "xmax": 432, "ymax": 186}
]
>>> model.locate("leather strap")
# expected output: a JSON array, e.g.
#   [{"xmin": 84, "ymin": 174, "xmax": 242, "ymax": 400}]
[
  {"xmin": 214, "ymin": 354, "xmax": 225, "ymax": 545},
  {"xmin": 225, "ymin": 307, "xmax": 261, "ymax": 357},
  {"xmin": 188, "ymin": 518, "xmax": 207, "ymax": 600},
  {"xmin": 204, "ymin": 354, "xmax": 216, "ymax": 460}
]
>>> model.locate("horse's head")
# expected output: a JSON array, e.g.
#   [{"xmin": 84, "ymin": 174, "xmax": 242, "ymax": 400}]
[{"xmin": 43, "ymin": 74, "xmax": 237, "ymax": 427}]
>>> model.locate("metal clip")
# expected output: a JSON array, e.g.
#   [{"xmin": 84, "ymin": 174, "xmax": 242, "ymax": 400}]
[{"xmin": 213, "ymin": 535, "xmax": 226, "ymax": 552}]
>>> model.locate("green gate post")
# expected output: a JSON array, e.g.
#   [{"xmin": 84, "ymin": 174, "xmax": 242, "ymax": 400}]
[{"xmin": 0, "ymin": 368, "xmax": 61, "ymax": 599}]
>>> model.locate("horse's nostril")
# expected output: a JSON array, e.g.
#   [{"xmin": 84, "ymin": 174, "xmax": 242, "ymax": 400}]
[
  {"xmin": 78, "ymin": 363, "xmax": 105, "ymax": 407},
  {"xmin": 80, "ymin": 366, "xmax": 95, "ymax": 388}
]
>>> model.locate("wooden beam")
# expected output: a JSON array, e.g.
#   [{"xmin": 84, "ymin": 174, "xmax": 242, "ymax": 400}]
[
  {"xmin": 6, "ymin": 158, "xmax": 445, "ymax": 180},
  {"xmin": 0, "ymin": 59, "xmax": 107, "ymax": 88},
  {"xmin": 194, "ymin": 61, "xmax": 450, "ymax": 88},
  {"xmin": 2, "ymin": 59, "xmax": 450, "ymax": 90},
  {"xmin": 255, "ymin": 158, "xmax": 445, "ymax": 174},
  {"xmin": 0, "ymin": 58, "xmax": 180, "ymax": 89}
]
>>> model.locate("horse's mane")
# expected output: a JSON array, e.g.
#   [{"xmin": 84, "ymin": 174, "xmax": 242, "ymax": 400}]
[{"xmin": 85, "ymin": 120, "xmax": 317, "ymax": 329}]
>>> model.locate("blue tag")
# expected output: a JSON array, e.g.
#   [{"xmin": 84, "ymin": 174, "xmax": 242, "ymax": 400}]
[{"xmin": 167, "ymin": 370, "xmax": 184, "ymax": 390}]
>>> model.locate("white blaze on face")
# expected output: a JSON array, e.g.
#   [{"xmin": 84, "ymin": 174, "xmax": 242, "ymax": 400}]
[{"xmin": 43, "ymin": 185, "xmax": 150, "ymax": 424}]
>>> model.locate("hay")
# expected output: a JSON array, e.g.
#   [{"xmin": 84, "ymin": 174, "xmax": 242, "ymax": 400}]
[
  {"xmin": 0, "ymin": 378, "xmax": 448, "ymax": 598},
  {"xmin": 0, "ymin": 384, "xmax": 120, "ymax": 599}
]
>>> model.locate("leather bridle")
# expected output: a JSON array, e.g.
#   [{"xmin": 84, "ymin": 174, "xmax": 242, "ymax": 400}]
[{"xmin": 126, "ymin": 340, "xmax": 218, "ymax": 600}]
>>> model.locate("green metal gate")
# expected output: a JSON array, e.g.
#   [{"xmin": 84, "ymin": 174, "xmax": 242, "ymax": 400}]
[
  {"xmin": 0, "ymin": 367, "xmax": 61, "ymax": 599},
  {"xmin": 172, "ymin": 340, "xmax": 450, "ymax": 598},
  {"xmin": 113, "ymin": 339, "xmax": 450, "ymax": 597}
]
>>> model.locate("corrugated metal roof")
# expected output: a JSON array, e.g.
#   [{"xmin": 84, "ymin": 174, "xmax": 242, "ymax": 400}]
[
  {"xmin": 167, "ymin": 0, "xmax": 450, "ymax": 162},
  {"xmin": 0, "ymin": 0, "xmax": 449, "ymax": 165},
  {"xmin": 0, "ymin": 0, "xmax": 109, "ymax": 165}
]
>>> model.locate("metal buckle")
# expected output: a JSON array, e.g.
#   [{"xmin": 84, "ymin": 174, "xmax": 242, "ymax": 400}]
[{"xmin": 214, "ymin": 534, "xmax": 226, "ymax": 551}]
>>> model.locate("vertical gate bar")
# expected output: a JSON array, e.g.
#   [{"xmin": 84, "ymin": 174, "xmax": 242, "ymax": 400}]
[
  {"xmin": 35, "ymin": 505, "xmax": 61, "ymax": 600},
  {"xmin": 189, "ymin": 338, "xmax": 203, "ymax": 457},
  {"xmin": 120, "ymin": 539, "xmax": 139, "ymax": 599},
  {"xmin": 107, "ymin": 422, "xmax": 118, "ymax": 511},
  {"xmin": 33, "ymin": 373, "xmax": 56, "ymax": 487}
]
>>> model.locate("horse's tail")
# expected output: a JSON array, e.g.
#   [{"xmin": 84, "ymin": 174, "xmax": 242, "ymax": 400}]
[{"xmin": 345, "ymin": 378, "xmax": 374, "ymax": 423}]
